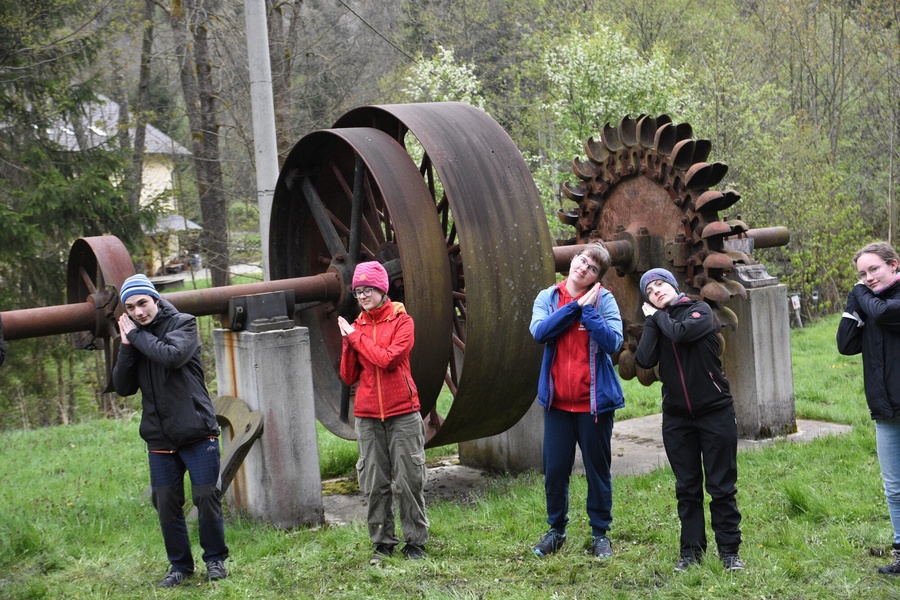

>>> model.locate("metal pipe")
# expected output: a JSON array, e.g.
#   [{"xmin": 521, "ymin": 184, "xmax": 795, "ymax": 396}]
[{"xmin": 1, "ymin": 272, "xmax": 343, "ymax": 341}]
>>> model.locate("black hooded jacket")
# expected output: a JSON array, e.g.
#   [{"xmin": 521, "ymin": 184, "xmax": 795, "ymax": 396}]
[
  {"xmin": 634, "ymin": 295, "xmax": 733, "ymax": 418},
  {"xmin": 837, "ymin": 282, "xmax": 900, "ymax": 421},
  {"xmin": 112, "ymin": 299, "xmax": 219, "ymax": 450}
]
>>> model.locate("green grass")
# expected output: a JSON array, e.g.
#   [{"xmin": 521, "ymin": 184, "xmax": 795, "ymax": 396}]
[{"xmin": 3, "ymin": 313, "xmax": 899, "ymax": 598}]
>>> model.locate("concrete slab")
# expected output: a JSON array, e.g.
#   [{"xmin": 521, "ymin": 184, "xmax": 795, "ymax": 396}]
[{"xmin": 321, "ymin": 416, "xmax": 852, "ymax": 526}]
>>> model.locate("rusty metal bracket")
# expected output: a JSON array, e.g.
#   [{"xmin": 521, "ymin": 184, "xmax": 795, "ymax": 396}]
[{"xmin": 213, "ymin": 395, "xmax": 265, "ymax": 497}]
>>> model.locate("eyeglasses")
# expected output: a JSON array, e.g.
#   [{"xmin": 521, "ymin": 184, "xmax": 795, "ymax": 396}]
[
  {"xmin": 858, "ymin": 262, "xmax": 887, "ymax": 282},
  {"xmin": 574, "ymin": 255, "xmax": 600, "ymax": 276},
  {"xmin": 352, "ymin": 287, "xmax": 376, "ymax": 299}
]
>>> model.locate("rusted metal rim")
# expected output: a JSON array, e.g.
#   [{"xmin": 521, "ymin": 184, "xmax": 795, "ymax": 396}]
[
  {"xmin": 66, "ymin": 236, "xmax": 136, "ymax": 392},
  {"xmin": 270, "ymin": 127, "xmax": 453, "ymax": 440},
  {"xmin": 335, "ymin": 102, "xmax": 556, "ymax": 446}
]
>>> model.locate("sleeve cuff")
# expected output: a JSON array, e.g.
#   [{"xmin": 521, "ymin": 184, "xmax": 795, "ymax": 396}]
[{"xmin": 841, "ymin": 311, "xmax": 864, "ymax": 327}]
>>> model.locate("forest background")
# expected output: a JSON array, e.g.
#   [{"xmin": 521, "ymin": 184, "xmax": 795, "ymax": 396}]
[{"xmin": 0, "ymin": 0, "xmax": 897, "ymax": 430}]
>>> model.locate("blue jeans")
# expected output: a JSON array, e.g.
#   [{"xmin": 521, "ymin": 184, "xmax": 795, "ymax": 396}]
[
  {"xmin": 875, "ymin": 417, "xmax": 900, "ymax": 545},
  {"xmin": 148, "ymin": 438, "xmax": 228, "ymax": 573},
  {"xmin": 542, "ymin": 407, "xmax": 615, "ymax": 537}
]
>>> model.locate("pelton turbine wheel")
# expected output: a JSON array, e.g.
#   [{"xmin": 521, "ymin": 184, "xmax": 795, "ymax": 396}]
[{"xmin": 559, "ymin": 114, "xmax": 753, "ymax": 386}]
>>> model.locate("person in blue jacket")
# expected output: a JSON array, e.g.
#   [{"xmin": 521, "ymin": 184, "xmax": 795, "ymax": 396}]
[{"xmin": 529, "ymin": 242, "xmax": 624, "ymax": 559}]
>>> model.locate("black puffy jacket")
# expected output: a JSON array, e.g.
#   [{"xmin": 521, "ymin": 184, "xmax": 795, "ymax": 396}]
[
  {"xmin": 837, "ymin": 283, "xmax": 900, "ymax": 421},
  {"xmin": 634, "ymin": 295, "xmax": 733, "ymax": 418},
  {"xmin": 112, "ymin": 299, "xmax": 219, "ymax": 450}
]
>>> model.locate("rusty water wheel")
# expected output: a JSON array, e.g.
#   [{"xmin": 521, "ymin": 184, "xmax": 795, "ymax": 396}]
[
  {"xmin": 335, "ymin": 102, "xmax": 556, "ymax": 446},
  {"xmin": 562, "ymin": 115, "xmax": 745, "ymax": 385},
  {"xmin": 270, "ymin": 127, "xmax": 453, "ymax": 440},
  {"xmin": 66, "ymin": 236, "xmax": 136, "ymax": 392}
]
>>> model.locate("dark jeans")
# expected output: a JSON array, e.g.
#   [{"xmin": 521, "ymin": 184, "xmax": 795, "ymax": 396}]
[
  {"xmin": 662, "ymin": 405, "xmax": 742, "ymax": 558},
  {"xmin": 542, "ymin": 407, "xmax": 615, "ymax": 537},
  {"xmin": 148, "ymin": 438, "xmax": 228, "ymax": 573}
]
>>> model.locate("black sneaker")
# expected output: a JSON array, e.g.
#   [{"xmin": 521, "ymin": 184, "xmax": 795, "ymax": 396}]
[
  {"xmin": 369, "ymin": 544, "xmax": 395, "ymax": 565},
  {"xmin": 401, "ymin": 544, "xmax": 425, "ymax": 560},
  {"xmin": 158, "ymin": 569, "xmax": 191, "ymax": 588},
  {"xmin": 533, "ymin": 529, "xmax": 566, "ymax": 557},
  {"xmin": 674, "ymin": 555, "xmax": 699, "ymax": 572},
  {"xmin": 722, "ymin": 553, "xmax": 746, "ymax": 571},
  {"xmin": 206, "ymin": 560, "xmax": 227, "ymax": 581},
  {"xmin": 591, "ymin": 535, "xmax": 612, "ymax": 559},
  {"xmin": 878, "ymin": 548, "xmax": 900, "ymax": 575}
]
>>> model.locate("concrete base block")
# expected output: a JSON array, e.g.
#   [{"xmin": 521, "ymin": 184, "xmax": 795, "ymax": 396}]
[
  {"xmin": 213, "ymin": 327, "xmax": 323, "ymax": 528},
  {"xmin": 459, "ymin": 401, "xmax": 544, "ymax": 474},
  {"xmin": 721, "ymin": 284, "xmax": 797, "ymax": 439}
]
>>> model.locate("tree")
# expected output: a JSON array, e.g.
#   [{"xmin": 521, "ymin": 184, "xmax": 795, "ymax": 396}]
[{"xmin": 535, "ymin": 26, "xmax": 697, "ymax": 237}]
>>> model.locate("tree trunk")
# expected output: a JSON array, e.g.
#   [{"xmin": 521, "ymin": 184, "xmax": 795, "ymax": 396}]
[{"xmin": 168, "ymin": 0, "xmax": 229, "ymax": 287}]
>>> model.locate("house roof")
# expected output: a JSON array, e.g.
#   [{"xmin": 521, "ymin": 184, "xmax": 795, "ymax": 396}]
[
  {"xmin": 144, "ymin": 213, "xmax": 203, "ymax": 235},
  {"xmin": 48, "ymin": 95, "xmax": 191, "ymax": 156}
]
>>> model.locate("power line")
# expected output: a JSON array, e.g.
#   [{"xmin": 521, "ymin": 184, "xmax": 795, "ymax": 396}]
[{"xmin": 335, "ymin": 0, "xmax": 415, "ymax": 63}]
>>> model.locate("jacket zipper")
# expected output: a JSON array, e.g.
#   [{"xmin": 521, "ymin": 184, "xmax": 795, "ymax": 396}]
[
  {"xmin": 671, "ymin": 340, "xmax": 694, "ymax": 416},
  {"xmin": 708, "ymin": 371, "xmax": 723, "ymax": 393},
  {"xmin": 373, "ymin": 319, "xmax": 385, "ymax": 421}
]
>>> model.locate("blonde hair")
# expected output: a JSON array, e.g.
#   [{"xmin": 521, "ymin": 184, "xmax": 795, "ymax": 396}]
[{"xmin": 854, "ymin": 242, "xmax": 899, "ymax": 268}]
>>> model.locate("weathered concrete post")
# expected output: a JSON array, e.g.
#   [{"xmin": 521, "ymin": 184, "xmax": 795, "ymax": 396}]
[
  {"xmin": 720, "ymin": 284, "xmax": 797, "ymax": 438},
  {"xmin": 213, "ymin": 326, "xmax": 324, "ymax": 528}
]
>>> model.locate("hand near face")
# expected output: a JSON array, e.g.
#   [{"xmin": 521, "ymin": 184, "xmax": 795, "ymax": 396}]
[
  {"xmin": 642, "ymin": 302, "xmax": 658, "ymax": 317},
  {"xmin": 578, "ymin": 283, "xmax": 601, "ymax": 307},
  {"xmin": 337, "ymin": 316, "xmax": 355, "ymax": 337},
  {"xmin": 117, "ymin": 313, "xmax": 135, "ymax": 344}
]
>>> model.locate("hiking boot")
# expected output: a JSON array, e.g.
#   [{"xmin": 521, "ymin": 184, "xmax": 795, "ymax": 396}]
[
  {"xmin": 206, "ymin": 560, "xmax": 227, "ymax": 581},
  {"xmin": 674, "ymin": 555, "xmax": 699, "ymax": 572},
  {"xmin": 158, "ymin": 569, "xmax": 191, "ymax": 588},
  {"xmin": 401, "ymin": 544, "xmax": 425, "ymax": 560},
  {"xmin": 533, "ymin": 529, "xmax": 566, "ymax": 557},
  {"xmin": 877, "ymin": 547, "xmax": 900, "ymax": 575},
  {"xmin": 369, "ymin": 544, "xmax": 395, "ymax": 565},
  {"xmin": 722, "ymin": 553, "xmax": 746, "ymax": 571},
  {"xmin": 591, "ymin": 535, "xmax": 613, "ymax": 559}
]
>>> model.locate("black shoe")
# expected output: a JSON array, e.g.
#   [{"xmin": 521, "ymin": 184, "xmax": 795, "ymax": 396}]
[
  {"xmin": 878, "ymin": 548, "xmax": 900, "ymax": 575},
  {"xmin": 206, "ymin": 560, "xmax": 227, "ymax": 581},
  {"xmin": 591, "ymin": 535, "xmax": 612, "ymax": 559},
  {"xmin": 370, "ymin": 544, "xmax": 395, "ymax": 565},
  {"xmin": 533, "ymin": 528, "xmax": 566, "ymax": 557},
  {"xmin": 674, "ymin": 555, "xmax": 699, "ymax": 572},
  {"xmin": 401, "ymin": 544, "xmax": 425, "ymax": 560},
  {"xmin": 722, "ymin": 553, "xmax": 746, "ymax": 571},
  {"xmin": 158, "ymin": 569, "xmax": 191, "ymax": 588}
]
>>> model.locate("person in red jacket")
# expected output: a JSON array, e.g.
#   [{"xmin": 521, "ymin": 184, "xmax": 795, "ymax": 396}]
[{"xmin": 338, "ymin": 261, "xmax": 428, "ymax": 565}]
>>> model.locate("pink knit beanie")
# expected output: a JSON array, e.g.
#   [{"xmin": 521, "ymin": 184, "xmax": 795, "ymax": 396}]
[{"xmin": 352, "ymin": 261, "xmax": 389, "ymax": 294}]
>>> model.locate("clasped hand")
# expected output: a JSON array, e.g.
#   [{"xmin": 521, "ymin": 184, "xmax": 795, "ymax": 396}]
[
  {"xmin": 642, "ymin": 302, "xmax": 657, "ymax": 317},
  {"xmin": 337, "ymin": 316, "xmax": 355, "ymax": 337}
]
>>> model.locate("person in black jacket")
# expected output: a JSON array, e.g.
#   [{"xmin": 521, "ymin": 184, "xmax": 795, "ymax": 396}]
[
  {"xmin": 837, "ymin": 241, "xmax": 900, "ymax": 576},
  {"xmin": 111, "ymin": 274, "xmax": 228, "ymax": 588},
  {"xmin": 634, "ymin": 268, "xmax": 744, "ymax": 573}
]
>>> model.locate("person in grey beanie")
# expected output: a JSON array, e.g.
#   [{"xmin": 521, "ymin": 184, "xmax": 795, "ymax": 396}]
[
  {"xmin": 634, "ymin": 268, "xmax": 744, "ymax": 573},
  {"xmin": 112, "ymin": 274, "xmax": 228, "ymax": 587}
]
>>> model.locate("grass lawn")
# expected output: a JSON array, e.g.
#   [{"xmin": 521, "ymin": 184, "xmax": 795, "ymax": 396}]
[{"xmin": 2, "ymin": 314, "xmax": 898, "ymax": 598}]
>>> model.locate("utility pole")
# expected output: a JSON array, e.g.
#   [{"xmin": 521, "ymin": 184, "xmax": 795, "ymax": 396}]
[{"xmin": 244, "ymin": 0, "xmax": 279, "ymax": 280}]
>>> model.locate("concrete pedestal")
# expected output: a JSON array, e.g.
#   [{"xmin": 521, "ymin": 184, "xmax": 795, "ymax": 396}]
[
  {"xmin": 213, "ymin": 327, "xmax": 323, "ymax": 528},
  {"xmin": 459, "ymin": 401, "xmax": 544, "ymax": 473},
  {"xmin": 721, "ymin": 284, "xmax": 797, "ymax": 438}
]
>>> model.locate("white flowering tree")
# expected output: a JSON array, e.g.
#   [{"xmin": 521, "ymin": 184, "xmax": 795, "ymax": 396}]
[
  {"xmin": 401, "ymin": 45, "xmax": 485, "ymax": 109},
  {"xmin": 535, "ymin": 26, "xmax": 697, "ymax": 236}
]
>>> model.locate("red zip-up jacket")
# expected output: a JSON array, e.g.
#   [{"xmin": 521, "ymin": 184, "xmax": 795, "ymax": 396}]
[{"xmin": 340, "ymin": 299, "xmax": 420, "ymax": 420}]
